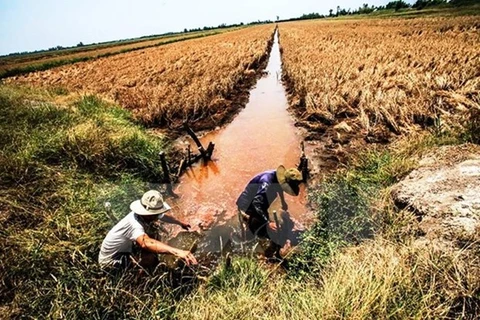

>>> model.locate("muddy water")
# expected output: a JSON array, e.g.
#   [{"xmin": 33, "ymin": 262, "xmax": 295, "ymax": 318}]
[{"xmin": 164, "ymin": 31, "xmax": 312, "ymax": 254}]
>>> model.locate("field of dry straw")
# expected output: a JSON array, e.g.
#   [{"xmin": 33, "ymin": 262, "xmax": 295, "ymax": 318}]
[
  {"xmin": 7, "ymin": 25, "xmax": 274, "ymax": 129},
  {"xmin": 280, "ymin": 16, "xmax": 479, "ymax": 147}
]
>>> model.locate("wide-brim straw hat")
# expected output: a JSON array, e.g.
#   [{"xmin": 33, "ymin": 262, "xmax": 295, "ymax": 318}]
[
  {"xmin": 276, "ymin": 165, "xmax": 303, "ymax": 196},
  {"xmin": 130, "ymin": 190, "xmax": 171, "ymax": 216}
]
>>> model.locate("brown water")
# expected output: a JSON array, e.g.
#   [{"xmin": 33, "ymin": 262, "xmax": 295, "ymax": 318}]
[{"xmin": 165, "ymin": 31, "xmax": 312, "ymax": 253}]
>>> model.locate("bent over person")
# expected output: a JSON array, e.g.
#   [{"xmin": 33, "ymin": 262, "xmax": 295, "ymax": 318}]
[
  {"xmin": 236, "ymin": 165, "xmax": 303, "ymax": 241},
  {"xmin": 99, "ymin": 190, "xmax": 197, "ymax": 270}
]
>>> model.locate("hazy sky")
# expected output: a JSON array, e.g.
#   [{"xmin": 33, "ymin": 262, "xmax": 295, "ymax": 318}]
[{"xmin": 0, "ymin": 0, "xmax": 414, "ymax": 55}]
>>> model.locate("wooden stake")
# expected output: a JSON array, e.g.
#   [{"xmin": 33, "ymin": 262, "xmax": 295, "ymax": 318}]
[
  {"xmin": 184, "ymin": 123, "xmax": 207, "ymax": 160},
  {"xmin": 298, "ymin": 141, "xmax": 309, "ymax": 182},
  {"xmin": 176, "ymin": 157, "xmax": 186, "ymax": 179},
  {"xmin": 205, "ymin": 142, "xmax": 215, "ymax": 160},
  {"xmin": 159, "ymin": 152, "xmax": 175, "ymax": 196}
]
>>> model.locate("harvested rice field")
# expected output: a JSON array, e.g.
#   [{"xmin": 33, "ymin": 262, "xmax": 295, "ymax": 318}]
[
  {"xmin": 279, "ymin": 16, "xmax": 479, "ymax": 155},
  {"xmin": 7, "ymin": 25, "xmax": 275, "ymax": 129}
]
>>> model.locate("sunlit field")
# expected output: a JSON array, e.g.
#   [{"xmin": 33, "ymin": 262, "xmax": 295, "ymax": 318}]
[
  {"xmin": 0, "ymin": 28, "xmax": 235, "ymax": 79},
  {"xmin": 279, "ymin": 16, "xmax": 479, "ymax": 144},
  {"xmin": 7, "ymin": 26, "xmax": 274, "ymax": 128}
]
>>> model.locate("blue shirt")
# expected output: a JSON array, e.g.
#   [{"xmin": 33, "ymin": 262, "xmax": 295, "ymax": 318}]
[{"xmin": 236, "ymin": 170, "xmax": 284, "ymax": 222}]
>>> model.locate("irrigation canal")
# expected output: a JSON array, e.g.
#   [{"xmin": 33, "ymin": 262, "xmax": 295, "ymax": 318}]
[{"xmin": 164, "ymin": 30, "xmax": 313, "ymax": 255}]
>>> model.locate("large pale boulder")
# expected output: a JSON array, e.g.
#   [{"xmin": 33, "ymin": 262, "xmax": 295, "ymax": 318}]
[{"xmin": 392, "ymin": 144, "xmax": 480, "ymax": 246}]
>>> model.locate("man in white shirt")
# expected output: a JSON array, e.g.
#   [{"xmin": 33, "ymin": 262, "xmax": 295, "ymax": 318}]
[{"xmin": 99, "ymin": 190, "xmax": 197, "ymax": 270}]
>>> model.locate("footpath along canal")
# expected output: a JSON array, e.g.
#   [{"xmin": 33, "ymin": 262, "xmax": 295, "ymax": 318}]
[{"xmin": 164, "ymin": 30, "xmax": 314, "ymax": 255}]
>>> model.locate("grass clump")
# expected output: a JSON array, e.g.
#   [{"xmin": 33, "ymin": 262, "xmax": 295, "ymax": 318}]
[
  {"xmin": 176, "ymin": 240, "xmax": 478, "ymax": 319},
  {"xmin": 289, "ymin": 129, "xmax": 470, "ymax": 276},
  {"xmin": 207, "ymin": 258, "xmax": 267, "ymax": 293},
  {"xmin": 282, "ymin": 129, "xmax": 479, "ymax": 318},
  {"xmin": 287, "ymin": 177, "xmax": 374, "ymax": 278},
  {"xmin": 0, "ymin": 84, "xmax": 184, "ymax": 318},
  {"xmin": 176, "ymin": 258, "xmax": 274, "ymax": 319},
  {"xmin": 0, "ymin": 87, "xmax": 165, "ymax": 180},
  {"xmin": 300, "ymin": 239, "xmax": 479, "ymax": 319}
]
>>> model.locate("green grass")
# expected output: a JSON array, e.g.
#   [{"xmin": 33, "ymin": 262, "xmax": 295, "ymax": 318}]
[
  {"xmin": 0, "ymin": 84, "xmax": 187, "ymax": 318},
  {"xmin": 176, "ymin": 241, "xmax": 479, "ymax": 319}
]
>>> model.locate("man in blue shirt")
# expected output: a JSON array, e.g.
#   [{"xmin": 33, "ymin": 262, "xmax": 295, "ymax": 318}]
[{"xmin": 236, "ymin": 165, "xmax": 303, "ymax": 242}]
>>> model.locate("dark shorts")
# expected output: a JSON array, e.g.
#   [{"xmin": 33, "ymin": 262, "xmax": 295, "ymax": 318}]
[{"xmin": 241, "ymin": 207, "xmax": 270, "ymax": 238}]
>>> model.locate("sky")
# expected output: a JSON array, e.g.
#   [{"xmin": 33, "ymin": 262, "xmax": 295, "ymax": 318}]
[{"xmin": 0, "ymin": 0, "xmax": 414, "ymax": 56}]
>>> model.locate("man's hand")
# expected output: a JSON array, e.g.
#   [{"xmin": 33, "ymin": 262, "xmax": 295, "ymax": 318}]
[
  {"xmin": 176, "ymin": 250, "xmax": 198, "ymax": 265},
  {"xmin": 160, "ymin": 214, "xmax": 191, "ymax": 230},
  {"xmin": 268, "ymin": 221, "xmax": 278, "ymax": 232},
  {"xmin": 281, "ymin": 202, "xmax": 288, "ymax": 211}
]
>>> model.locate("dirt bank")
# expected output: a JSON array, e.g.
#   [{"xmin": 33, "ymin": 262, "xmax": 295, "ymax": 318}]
[{"xmin": 392, "ymin": 144, "xmax": 480, "ymax": 250}]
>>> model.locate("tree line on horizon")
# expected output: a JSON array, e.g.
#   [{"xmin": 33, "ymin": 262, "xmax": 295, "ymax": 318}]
[{"xmin": 280, "ymin": 0, "xmax": 478, "ymax": 22}]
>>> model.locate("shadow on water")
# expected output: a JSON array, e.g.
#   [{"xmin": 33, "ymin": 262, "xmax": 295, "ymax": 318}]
[{"xmin": 162, "ymin": 29, "xmax": 312, "ymax": 265}]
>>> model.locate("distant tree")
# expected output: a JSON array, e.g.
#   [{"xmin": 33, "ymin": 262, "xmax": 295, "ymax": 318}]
[
  {"xmin": 329, "ymin": 8, "xmax": 334, "ymax": 16},
  {"xmin": 413, "ymin": 0, "xmax": 447, "ymax": 9},
  {"xmin": 299, "ymin": 12, "xmax": 323, "ymax": 19},
  {"xmin": 386, "ymin": 0, "xmax": 411, "ymax": 11},
  {"xmin": 276, "ymin": 15, "xmax": 279, "ymax": 21},
  {"xmin": 76, "ymin": 42, "xmax": 84, "ymax": 47},
  {"xmin": 358, "ymin": 3, "xmax": 375, "ymax": 14},
  {"xmin": 449, "ymin": 0, "xmax": 479, "ymax": 6}
]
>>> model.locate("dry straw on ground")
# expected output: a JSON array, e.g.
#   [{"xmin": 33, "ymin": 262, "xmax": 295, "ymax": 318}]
[
  {"xmin": 0, "ymin": 29, "xmax": 228, "ymax": 78},
  {"xmin": 7, "ymin": 25, "xmax": 275, "ymax": 127},
  {"xmin": 279, "ymin": 17, "xmax": 480, "ymax": 143}
]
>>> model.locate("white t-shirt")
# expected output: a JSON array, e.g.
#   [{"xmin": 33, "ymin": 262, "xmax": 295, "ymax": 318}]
[{"xmin": 98, "ymin": 212, "xmax": 147, "ymax": 266}]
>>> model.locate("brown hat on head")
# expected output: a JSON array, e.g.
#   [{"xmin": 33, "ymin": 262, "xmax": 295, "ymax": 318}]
[{"xmin": 276, "ymin": 165, "xmax": 303, "ymax": 196}]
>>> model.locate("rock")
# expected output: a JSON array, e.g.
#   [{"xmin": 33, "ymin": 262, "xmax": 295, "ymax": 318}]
[{"xmin": 392, "ymin": 144, "xmax": 480, "ymax": 248}]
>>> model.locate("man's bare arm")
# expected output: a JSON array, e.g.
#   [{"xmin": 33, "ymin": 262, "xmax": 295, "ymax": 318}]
[
  {"xmin": 160, "ymin": 214, "xmax": 191, "ymax": 230},
  {"xmin": 136, "ymin": 234, "xmax": 197, "ymax": 265}
]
